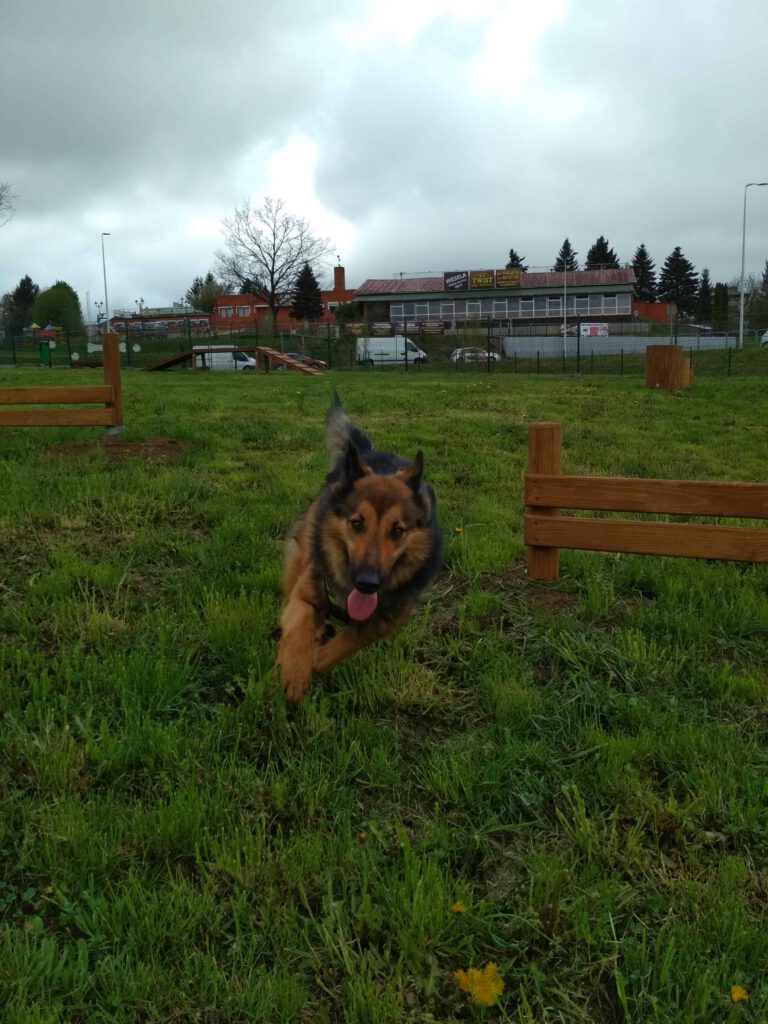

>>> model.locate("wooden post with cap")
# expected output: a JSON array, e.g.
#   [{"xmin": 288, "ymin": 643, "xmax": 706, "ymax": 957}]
[{"xmin": 526, "ymin": 422, "xmax": 562, "ymax": 581}]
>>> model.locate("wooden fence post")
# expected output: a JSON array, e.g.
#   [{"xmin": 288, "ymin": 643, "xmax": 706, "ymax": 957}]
[
  {"xmin": 526, "ymin": 421, "xmax": 562, "ymax": 581},
  {"xmin": 102, "ymin": 333, "xmax": 124, "ymax": 435}
]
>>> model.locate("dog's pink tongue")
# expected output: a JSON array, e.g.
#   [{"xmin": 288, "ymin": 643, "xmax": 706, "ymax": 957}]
[{"xmin": 347, "ymin": 588, "xmax": 378, "ymax": 621}]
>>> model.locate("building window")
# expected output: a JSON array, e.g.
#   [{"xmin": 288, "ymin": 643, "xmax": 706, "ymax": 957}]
[
  {"xmin": 493, "ymin": 299, "xmax": 507, "ymax": 316},
  {"xmin": 521, "ymin": 299, "xmax": 534, "ymax": 317},
  {"xmin": 415, "ymin": 303, "xmax": 429, "ymax": 319},
  {"xmin": 603, "ymin": 295, "xmax": 616, "ymax": 314},
  {"xmin": 466, "ymin": 301, "xmax": 481, "ymax": 318},
  {"xmin": 618, "ymin": 294, "xmax": 632, "ymax": 312},
  {"xmin": 575, "ymin": 296, "xmax": 588, "ymax": 314},
  {"xmin": 237, "ymin": 305, "xmax": 250, "ymax": 317},
  {"xmin": 391, "ymin": 304, "xmax": 404, "ymax": 321},
  {"xmin": 327, "ymin": 302, "xmax": 339, "ymax": 312},
  {"xmin": 219, "ymin": 306, "xmax": 233, "ymax": 318},
  {"xmin": 440, "ymin": 302, "xmax": 454, "ymax": 318},
  {"xmin": 548, "ymin": 297, "xmax": 562, "ymax": 316}
]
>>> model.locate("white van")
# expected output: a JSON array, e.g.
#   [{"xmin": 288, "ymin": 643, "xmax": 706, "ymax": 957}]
[
  {"xmin": 193, "ymin": 345, "xmax": 256, "ymax": 372},
  {"xmin": 356, "ymin": 336, "xmax": 427, "ymax": 366}
]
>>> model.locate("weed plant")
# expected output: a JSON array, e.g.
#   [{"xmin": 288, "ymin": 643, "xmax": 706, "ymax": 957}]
[{"xmin": 1, "ymin": 367, "xmax": 766, "ymax": 1022}]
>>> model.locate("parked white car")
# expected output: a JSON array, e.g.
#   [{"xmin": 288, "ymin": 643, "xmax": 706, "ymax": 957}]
[
  {"xmin": 356, "ymin": 337, "xmax": 427, "ymax": 366},
  {"xmin": 193, "ymin": 346, "xmax": 256, "ymax": 371},
  {"xmin": 450, "ymin": 347, "xmax": 500, "ymax": 362},
  {"xmin": 761, "ymin": 330, "xmax": 768, "ymax": 348}
]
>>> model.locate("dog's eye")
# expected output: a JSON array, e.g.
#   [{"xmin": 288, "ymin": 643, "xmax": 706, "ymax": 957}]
[
  {"xmin": 391, "ymin": 524, "xmax": 406, "ymax": 539},
  {"xmin": 349, "ymin": 518, "xmax": 365, "ymax": 534}
]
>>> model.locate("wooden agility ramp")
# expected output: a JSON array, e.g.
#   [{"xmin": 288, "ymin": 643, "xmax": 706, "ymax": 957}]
[{"xmin": 144, "ymin": 346, "xmax": 323, "ymax": 375}]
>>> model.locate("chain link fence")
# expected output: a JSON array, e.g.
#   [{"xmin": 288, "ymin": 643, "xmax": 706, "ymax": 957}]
[{"xmin": 2, "ymin": 321, "xmax": 766, "ymax": 377}]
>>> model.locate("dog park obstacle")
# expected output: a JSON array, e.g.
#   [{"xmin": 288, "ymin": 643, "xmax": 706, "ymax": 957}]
[
  {"xmin": 0, "ymin": 332, "xmax": 123, "ymax": 434},
  {"xmin": 144, "ymin": 346, "xmax": 322, "ymax": 375},
  {"xmin": 525, "ymin": 421, "xmax": 768, "ymax": 581},
  {"xmin": 645, "ymin": 344, "xmax": 693, "ymax": 390}
]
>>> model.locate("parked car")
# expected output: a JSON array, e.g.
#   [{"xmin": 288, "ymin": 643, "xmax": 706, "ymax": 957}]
[
  {"xmin": 356, "ymin": 337, "xmax": 427, "ymax": 366},
  {"xmin": 284, "ymin": 352, "xmax": 327, "ymax": 369},
  {"xmin": 761, "ymin": 330, "xmax": 768, "ymax": 348},
  {"xmin": 192, "ymin": 346, "xmax": 256, "ymax": 371},
  {"xmin": 450, "ymin": 347, "xmax": 500, "ymax": 362}
]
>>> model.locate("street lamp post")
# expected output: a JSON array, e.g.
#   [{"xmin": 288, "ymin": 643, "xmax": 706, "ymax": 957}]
[
  {"xmin": 101, "ymin": 232, "xmax": 111, "ymax": 333},
  {"xmin": 738, "ymin": 182, "xmax": 767, "ymax": 349}
]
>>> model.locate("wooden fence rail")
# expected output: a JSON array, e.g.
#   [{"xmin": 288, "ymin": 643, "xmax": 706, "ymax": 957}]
[
  {"xmin": 525, "ymin": 421, "xmax": 768, "ymax": 580},
  {"xmin": 0, "ymin": 333, "xmax": 123, "ymax": 432}
]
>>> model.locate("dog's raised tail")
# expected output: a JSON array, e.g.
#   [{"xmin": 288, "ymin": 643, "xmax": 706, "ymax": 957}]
[{"xmin": 325, "ymin": 391, "xmax": 373, "ymax": 466}]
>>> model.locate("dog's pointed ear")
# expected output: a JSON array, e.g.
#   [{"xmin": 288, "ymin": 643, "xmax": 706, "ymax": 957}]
[
  {"xmin": 399, "ymin": 450, "xmax": 424, "ymax": 494},
  {"xmin": 341, "ymin": 441, "xmax": 370, "ymax": 484}
]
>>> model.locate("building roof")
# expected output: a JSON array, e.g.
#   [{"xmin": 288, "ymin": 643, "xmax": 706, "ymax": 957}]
[{"xmin": 355, "ymin": 267, "xmax": 636, "ymax": 297}]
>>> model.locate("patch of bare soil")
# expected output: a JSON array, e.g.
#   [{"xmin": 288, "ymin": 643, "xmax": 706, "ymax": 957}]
[{"xmin": 49, "ymin": 435, "xmax": 185, "ymax": 463}]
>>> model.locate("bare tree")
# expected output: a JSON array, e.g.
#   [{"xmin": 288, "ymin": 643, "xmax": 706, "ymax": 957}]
[
  {"xmin": 0, "ymin": 183, "xmax": 17, "ymax": 227},
  {"xmin": 216, "ymin": 197, "xmax": 332, "ymax": 319}
]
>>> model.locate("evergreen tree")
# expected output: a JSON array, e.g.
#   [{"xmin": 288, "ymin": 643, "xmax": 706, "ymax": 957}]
[
  {"xmin": 585, "ymin": 235, "xmax": 620, "ymax": 269},
  {"xmin": 712, "ymin": 282, "xmax": 730, "ymax": 332},
  {"xmin": 695, "ymin": 268, "xmax": 713, "ymax": 325},
  {"xmin": 553, "ymin": 238, "xmax": 579, "ymax": 272},
  {"xmin": 657, "ymin": 246, "xmax": 699, "ymax": 317},
  {"xmin": 505, "ymin": 248, "xmax": 528, "ymax": 271},
  {"xmin": 31, "ymin": 281, "xmax": 85, "ymax": 333},
  {"xmin": 185, "ymin": 271, "xmax": 220, "ymax": 313},
  {"xmin": 290, "ymin": 262, "xmax": 324, "ymax": 322},
  {"xmin": 4, "ymin": 274, "xmax": 39, "ymax": 333},
  {"xmin": 631, "ymin": 244, "xmax": 657, "ymax": 302}
]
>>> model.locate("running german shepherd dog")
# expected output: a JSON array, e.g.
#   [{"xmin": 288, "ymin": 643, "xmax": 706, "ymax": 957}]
[{"xmin": 276, "ymin": 394, "xmax": 443, "ymax": 703}]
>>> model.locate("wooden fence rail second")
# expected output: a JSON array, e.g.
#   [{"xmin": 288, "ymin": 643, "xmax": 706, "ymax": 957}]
[
  {"xmin": 525, "ymin": 421, "xmax": 768, "ymax": 580},
  {"xmin": 0, "ymin": 333, "xmax": 123, "ymax": 432}
]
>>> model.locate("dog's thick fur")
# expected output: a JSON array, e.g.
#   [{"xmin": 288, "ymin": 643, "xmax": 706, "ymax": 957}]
[{"xmin": 276, "ymin": 394, "xmax": 443, "ymax": 703}]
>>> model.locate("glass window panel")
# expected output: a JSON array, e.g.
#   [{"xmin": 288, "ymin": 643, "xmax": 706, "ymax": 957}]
[
  {"xmin": 440, "ymin": 302, "xmax": 455, "ymax": 317},
  {"xmin": 589, "ymin": 295, "xmax": 602, "ymax": 312},
  {"xmin": 521, "ymin": 299, "xmax": 534, "ymax": 316}
]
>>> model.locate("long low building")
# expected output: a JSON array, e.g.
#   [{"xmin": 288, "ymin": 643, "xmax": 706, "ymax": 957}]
[{"xmin": 354, "ymin": 267, "xmax": 637, "ymax": 330}]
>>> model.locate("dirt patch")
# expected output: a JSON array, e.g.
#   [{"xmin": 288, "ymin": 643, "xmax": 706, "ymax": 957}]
[{"xmin": 49, "ymin": 435, "xmax": 185, "ymax": 463}]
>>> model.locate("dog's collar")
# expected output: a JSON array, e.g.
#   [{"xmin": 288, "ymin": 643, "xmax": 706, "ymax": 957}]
[{"xmin": 324, "ymin": 577, "xmax": 350, "ymax": 623}]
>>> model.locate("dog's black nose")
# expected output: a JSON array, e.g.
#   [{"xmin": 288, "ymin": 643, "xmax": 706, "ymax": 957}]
[{"xmin": 354, "ymin": 569, "xmax": 380, "ymax": 594}]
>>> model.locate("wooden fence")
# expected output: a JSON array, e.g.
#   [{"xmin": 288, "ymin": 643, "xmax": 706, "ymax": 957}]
[
  {"xmin": 525, "ymin": 421, "xmax": 768, "ymax": 581},
  {"xmin": 0, "ymin": 333, "xmax": 123, "ymax": 432}
]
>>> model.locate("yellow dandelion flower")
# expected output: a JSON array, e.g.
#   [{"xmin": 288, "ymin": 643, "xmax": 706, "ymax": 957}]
[
  {"xmin": 730, "ymin": 984, "xmax": 749, "ymax": 1003},
  {"xmin": 450, "ymin": 901, "xmax": 467, "ymax": 914},
  {"xmin": 454, "ymin": 963, "xmax": 504, "ymax": 1007},
  {"xmin": 454, "ymin": 527, "xmax": 463, "ymax": 535}
]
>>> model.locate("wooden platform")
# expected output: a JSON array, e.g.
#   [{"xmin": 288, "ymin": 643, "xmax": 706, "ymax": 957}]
[{"xmin": 144, "ymin": 346, "xmax": 323, "ymax": 374}]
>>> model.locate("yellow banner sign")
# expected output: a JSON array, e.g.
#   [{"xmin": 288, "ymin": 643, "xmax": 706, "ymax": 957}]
[
  {"xmin": 469, "ymin": 270, "xmax": 495, "ymax": 289},
  {"xmin": 494, "ymin": 268, "xmax": 522, "ymax": 288}
]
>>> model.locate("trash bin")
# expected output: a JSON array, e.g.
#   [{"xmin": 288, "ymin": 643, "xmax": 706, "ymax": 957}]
[{"xmin": 39, "ymin": 340, "xmax": 51, "ymax": 366}]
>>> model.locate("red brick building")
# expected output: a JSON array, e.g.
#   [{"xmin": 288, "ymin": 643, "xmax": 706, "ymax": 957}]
[{"xmin": 211, "ymin": 265, "xmax": 356, "ymax": 334}]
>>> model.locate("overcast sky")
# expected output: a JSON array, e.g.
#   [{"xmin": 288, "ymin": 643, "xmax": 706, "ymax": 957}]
[{"xmin": 3, "ymin": 0, "xmax": 768, "ymax": 317}]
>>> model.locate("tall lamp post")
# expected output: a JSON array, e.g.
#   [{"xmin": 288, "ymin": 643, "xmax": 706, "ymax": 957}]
[
  {"xmin": 101, "ymin": 232, "xmax": 111, "ymax": 333},
  {"xmin": 738, "ymin": 182, "xmax": 767, "ymax": 349}
]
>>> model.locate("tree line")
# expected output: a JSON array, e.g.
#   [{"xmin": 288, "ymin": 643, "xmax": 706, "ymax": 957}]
[
  {"xmin": 507, "ymin": 236, "xmax": 768, "ymax": 328},
  {"xmin": 4, "ymin": 189, "xmax": 768, "ymax": 335}
]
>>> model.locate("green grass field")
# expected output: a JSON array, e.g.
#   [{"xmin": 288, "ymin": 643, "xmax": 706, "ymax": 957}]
[{"xmin": 1, "ymin": 367, "xmax": 767, "ymax": 1023}]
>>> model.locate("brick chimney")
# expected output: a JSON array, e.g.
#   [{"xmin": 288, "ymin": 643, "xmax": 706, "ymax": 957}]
[{"xmin": 333, "ymin": 265, "xmax": 346, "ymax": 294}]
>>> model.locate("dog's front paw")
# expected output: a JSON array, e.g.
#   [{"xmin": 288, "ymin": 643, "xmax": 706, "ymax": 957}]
[{"xmin": 275, "ymin": 654, "xmax": 312, "ymax": 704}]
